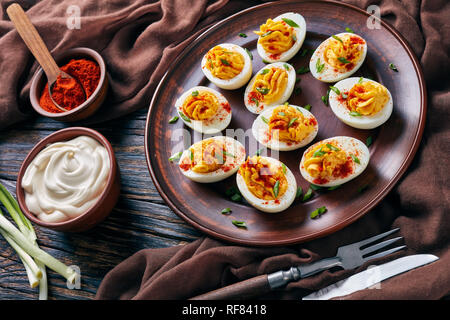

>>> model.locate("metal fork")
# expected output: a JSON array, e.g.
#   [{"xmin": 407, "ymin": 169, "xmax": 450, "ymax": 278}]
[{"xmin": 190, "ymin": 228, "xmax": 405, "ymax": 300}]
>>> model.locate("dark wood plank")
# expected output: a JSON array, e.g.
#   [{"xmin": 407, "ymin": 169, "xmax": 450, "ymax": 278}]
[{"xmin": 0, "ymin": 108, "xmax": 202, "ymax": 300}]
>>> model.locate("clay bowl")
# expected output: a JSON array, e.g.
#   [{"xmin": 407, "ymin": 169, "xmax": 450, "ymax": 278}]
[
  {"xmin": 16, "ymin": 127, "xmax": 120, "ymax": 232},
  {"xmin": 29, "ymin": 47, "xmax": 108, "ymax": 122}
]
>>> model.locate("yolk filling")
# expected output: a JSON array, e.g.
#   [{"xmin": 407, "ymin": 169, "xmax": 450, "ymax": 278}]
[
  {"xmin": 182, "ymin": 91, "xmax": 219, "ymax": 121},
  {"xmin": 205, "ymin": 46, "xmax": 245, "ymax": 80},
  {"xmin": 268, "ymin": 105, "xmax": 315, "ymax": 143},
  {"xmin": 347, "ymin": 81, "xmax": 389, "ymax": 115},
  {"xmin": 304, "ymin": 143, "xmax": 352, "ymax": 181},
  {"xmin": 254, "ymin": 19, "xmax": 295, "ymax": 55},
  {"xmin": 186, "ymin": 140, "xmax": 226, "ymax": 173},
  {"xmin": 239, "ymin": 156, "xmax": 287, "ymax": 200},
  {"xmin": 323, "ymin": 34, "xmax": 364, "ymax": 70},
  {"xmin": 251, "ymin": 67, "xmax": 288, "ymax": 105}
]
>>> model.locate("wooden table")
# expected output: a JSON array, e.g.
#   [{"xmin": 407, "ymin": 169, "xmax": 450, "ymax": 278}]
[{"xmin": 0, "ymin": 108, "xmax": 202, "ymax": 300}]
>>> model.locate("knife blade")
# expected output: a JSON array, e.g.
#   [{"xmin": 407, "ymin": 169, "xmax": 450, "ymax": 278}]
[{"xmin": 302, "ymin": 254, "xmax": 439, "ymax": 300}]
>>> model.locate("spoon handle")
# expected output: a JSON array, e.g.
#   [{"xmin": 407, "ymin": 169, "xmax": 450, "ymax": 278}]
[{"xmin": 7, "ymin": 3, "xmax": 60, "ymax": 83}]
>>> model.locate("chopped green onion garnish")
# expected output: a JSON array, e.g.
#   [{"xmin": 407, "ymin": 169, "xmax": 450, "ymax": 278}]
[
  {"xmin": 284, "ymin": 102, "xmax": 289, "ymax": 105},
  {"xmin": 283, "ymin": 64, "xmax": 290, "ymax": 70},
  {"xmin": 389, "ymin": 63, "xmax": 398, "ymax": 72},
  {"xmin": 329, "ymin": 86, "xmax": 341, "ymax": 95},
  {"xmin": 338, "ymin": 57, "xmax": 351, "ymax": 64},
  {"xmin": 262, "ymin": 59, "xmax": 270, "ymax": 64},
  {"xmin": 256, "ymin": 87, "xmax": 270, "ymax": 95},
  {"xmin": 238, "ymin": 33, "xmax": 247, "ymax": 38},
  {"xmin": 169, "ymin": 116, "xmax": 179, "ymax": 124},
  {"xmin": 225, "ymin": 186, "xmax": 240, "ymax": 197},
  {"xmin": 313, "ymin": 147, "xmax": 326, "ymax": 157},
  {"xmin": 366, "ymin": 136, "xmax": 373, "ymax": 147},
  {"xmin": 296, "ymin": 187, "xmax": 303, "ymax": 199},
  {"xmin": 327, "ymin": 185, "xmax": 341, "ymax": 191},
  {"xmin": 191, "ymin": 90, "xmax": 199, "ymax": 97},
  {"xmin": 316, "ymin": 58, "xmax": 325, "ymax": 73},
  {"xmin": 300, "ymin": 48, "xmax": 308, "ymax": 57},
  {"xmin": 251, "ymin": 97, "xmax": 259, "ymax": 107},
  {"xmin": 310, "ymin": 206, "xmax": 327, "ymax": 219},
  {"xmin": 282, "ymin": 18, "xmax": 300, "ymax": 27},
  {"xmin": 349, "ymin": 111, "xmax": 362, "ymax": 117},
  {"xmin": 281, "ymin": 163, "xmax": 287, "ymax": 174},
  {"xmin": 302, "ymin": 187, "xmax": 313, "ymax": 202},
  {"xmin": 169, "ymin": 151, "xmax": 183, "ymax": 162},
  {"xmin": 261, "ymin": 116, "xmax": 269, "ymax": 124},
  {"xmin": 260, "ymin": 69, "xmax": 269, "ymax": 75},
  {"xmin": 261, "ymin": 31, "xmax": 272, "ymax": 37},
  {"xmin": 326, "ymin": 143, "xmax": 340, "ymax": 151},
  {"xmin": 231, "ymin": 193, "xmax": 242, "ymax": 202},
  {"xmin": 332, "ymin": 35, "xmax": 343, "ymax": 43},
  {"xmin": 273, "ymin": 180, "xmax": 280, "ymax": 198},
  {"xmin": 232, "ymin": 220, "xmax": 247, "ymax": 228},
  {"xmin": 220, "ymin": 58, "xmax": 230, "ymax": 66},
  {"xmin": 345, "ymin": 27, "xmax": 354, "ymax": 33},
  {"xmin": 303, "ymin": 104, "xmax": 311, "ymax": 111},
  {"xmin": 310, "ymin": 184, "xmax": 323, "ymax": 191},
  {"xmin": 358, "ymin": 77, "xmax": 364, "ymax": 84},
  {"xmin": 351, "ymin": 154, "xmax": 361, "ymax": 164},
  {"xmin": 179, "ymin": 111, "xmax": 191, "ymax": 122},
  {"xmin": 245, "ymin": 48, "xmax": 253, "ymax": 60},
  {"xmin": 221, "ymin": 208, "xmax": 232, "ymax": 214},
  {"xmin": 288, "ymin": 117, "xmax": 298, "ymax": 127}
]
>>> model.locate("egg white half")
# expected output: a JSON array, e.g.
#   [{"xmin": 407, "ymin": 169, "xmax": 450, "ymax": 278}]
[
  {"xmin": 299, "ymin": 136, "xmax": 370, "ymax": 187},
  {"xmin": 236, "ymin": 156, "xmax": 297, "ymax": 213},
  {"xmin": 256, "ymin": 12, "xmax": 307, "ymax": 63},
  {"xmin": 244, "ymin": 62, "xmax": 296, "ymax": 114},
  {"xmin": 252, "ymin": 105, "xmax": 318, "ymax": 151},
  {"xmin": 309, "ymin": 33, "xmax": 367, "ymax": 83},
  {"xmin": 201, "ymin": 43, "xmax": 253, "ymax": 90},
  {"xmin": 175, "ymin": 86, "xmax": 232, "ymax": 134},
  {"xmin": 179, "ymin": 136, "xmax": 246, "ymax": 183},
  {"xmin": 329, "ymin": 77, "xmax": 393, "ymax": 129}
]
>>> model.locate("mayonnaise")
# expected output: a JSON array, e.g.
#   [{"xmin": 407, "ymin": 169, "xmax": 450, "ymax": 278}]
[{"xmin": 22, "ymin": 136, "xmax": 111, "ymax": 223}]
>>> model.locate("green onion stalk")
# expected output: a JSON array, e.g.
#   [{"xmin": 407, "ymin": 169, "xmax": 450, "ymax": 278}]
[{"xmin": 0, "ymin": 183, "xmax": 77, "ymax": 299}]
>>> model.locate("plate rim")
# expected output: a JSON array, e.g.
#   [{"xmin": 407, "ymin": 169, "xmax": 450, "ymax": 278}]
[{"xmin": 144, "ymin": 0, "xmax": 427, "ymax": 246}]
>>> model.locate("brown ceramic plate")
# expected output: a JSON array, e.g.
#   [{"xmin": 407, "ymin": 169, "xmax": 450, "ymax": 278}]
[{"xmin": 145, "ymin": 1, "xmax": 426, "ymax": 246}]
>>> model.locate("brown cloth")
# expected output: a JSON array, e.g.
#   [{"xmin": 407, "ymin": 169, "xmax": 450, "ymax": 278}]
[{"xmin": 95, "ymin": 0, "xmax": 450, "ymax": 300}]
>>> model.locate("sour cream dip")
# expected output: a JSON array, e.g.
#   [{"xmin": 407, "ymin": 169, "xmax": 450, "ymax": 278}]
[{"xmin": 21, "ymin": 136, "xmax": 111, "ymax": 223}]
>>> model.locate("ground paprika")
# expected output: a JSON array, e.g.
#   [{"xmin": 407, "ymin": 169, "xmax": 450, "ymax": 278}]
[{"xmin": 39, "ymin": 58, "xmax": 100, "ymax": 113}]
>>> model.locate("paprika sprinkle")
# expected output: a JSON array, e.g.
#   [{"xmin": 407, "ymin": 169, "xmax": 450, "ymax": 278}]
[{"xmin": 39, "ymin": 58, "xmax": 100, "ymax": 113}]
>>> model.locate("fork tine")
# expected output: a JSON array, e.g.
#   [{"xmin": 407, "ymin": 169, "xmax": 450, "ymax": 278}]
[
  {"xmin": 363, "ymin": 245, "xmax": 406, "ymax": 262},
  {"xmin": 360, "ymin": 237, "xmax": 402, "ymax": 256},
  {"xmin": 357, "ymin": 228, "xmax": 400, "ymax": 247}
]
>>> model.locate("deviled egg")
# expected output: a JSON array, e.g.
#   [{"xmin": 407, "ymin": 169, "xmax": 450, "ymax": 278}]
[
  {"xmin": 310, "ymin": 33, "xmax": 367, "ymax": 82},
  {"xmin": 252, "ymin": 103, "xmax": 318, "ymax": 151},
  {"xmin": 201, "ymin": 43, "xmax": 252, "ymax": 90},
  {"xmin": 175, "ymin": 86, "xmax": 231, "ymax": 134},
  {"xmin": 244, "ymin": 62, "xmax": 296, "ymax": 114},
  {"xmin": 254, "ymin": 12, "xmax": 307, "ymax": 63},
  {"xmin": 178, "ymin": 136, "xmax": 246, "ymax": 183},
  {"xmin": 299, "ymin": 136, "xmax": 369, "ymax": 187},
  {"xmin": 329, "ymin": 77, "xmax": 393, "ymax": 129},
  {"xmin": 236, "ymin": 156, "xmax": 297, "ymax": 213}
]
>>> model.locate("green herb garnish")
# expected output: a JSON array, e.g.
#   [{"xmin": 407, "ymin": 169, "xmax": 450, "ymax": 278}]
[
  {"xmin": 262, "ymin": 59, "xmax": 271, "ymax": 64},
  {"xmin": 338, "ymin": 57, "xmax": 351, "ymax": 64},
  {"xmin": 288, "ymin": 117, "xmax": 298, "ymax": 127},
  {"xmin": 349, "ymin": 111, "xmax": 362, "ymax": 117},
  {"xmin": 223, "ymin": 151, "xmax": 235, "ymax": 158},
  {"xmin": 221, "ymin": 208, "xmax": 232, "ymax": 214},
  {"xmin": 389, "ymin": 63, "xmax": 398, "ymax": 72},
  {"xmin": 329, "ymin": 86, "xmax": 341, "ymax": 95},
  {"xmin": 232, "ymin": 220, "xmax": 247, "ymax": 228},
  {"xmin": 366, "ymin": 136, "xmax": 373, "ymax": 147},
  {"xmin": 238, "ymin": 33, "xmax": 247, "ymax": 38},
  {"xmin": 168, "ymin": 116, "xmax": 179, "ymax": 124},
  {"xmin": 358, "ymin": 77, "xmax": 364, "ymax": 84},
  {"xmin": 256, "ymin": 87, "xmax": 270, "ymax": 95},
  {"xmin": 261, "ymin": 116, "xmax": 269, "ymax": 124},
  {"xmin": 313, "ymin": 147, "xmax": 326, "ymax": 157},
  {"xmin": 345, "ymin": 27, "xmax": 354, "ymax": 33},
  {"xmin": 326, "ymin": 143, "xmax": 340, "ymax": 151},
  {"xmin": 303, "ymin": 104, "xmax": 311, "ymax": 111},
  {"xmin": 260, "ymin": 69, "xmax": 269, "ymax": 75},
  {"xmin": 281, "ymin": 163, "xmax": 287, "ymax": 174},
  {"xmin": 191, "ymin": 90, "xmax": 199, "ymax": 97},
  {"xmin": 261, "ymin": 31, "xmax": 272, "ymax": 37},
  {"xmin": 341, "ymin": 93, "xmax": 348, "ymax": 99},
  {"xmin": 255, "ymin": 148, "xmax": 264, "ymax": 156},
  {"xmin": 327, "ymin": 185, "xmax": 341, "ymax": 191},
  {"xmin": 316, "ymin": 58, "xmax": 325, "ymax": 73},
  {"xmin": 302, "ymin": 187, "xmax": 313, "ymax": 202},
  {"xmin": 282, "ymin": 17, "xmax": 300, "ymax": 28},
  {"xmin": 168, "ymin": 151, "xmax": 183, "ymax": 162},
  {"xmin": 310, "ymin": 184, "xmax": 323, "ymax": 191},
  {"xmin": 245, "ymin": 48, "xmax": 253, "ymax": 60},
  {"xmin": 332, "ymin": 35, "xmax": 343, "ymax": 43},
  {"xmin": 310, "ymin": 206, "xmax": 327, "ymax": 219},
  {"xmin": 294, "ymin": 87, "xmax": 302, "ymax": 95},
  {"xmin": 251, "ymin": 97, "xmax": 259, "ymax": 107},
  {"xmin": 283, "ymin": 64, "xmax": 290, "ymax": 71},
  {"xmin": 231, "ymin": 193, "xmax": 242, "ymax": 202},
  {"xmin": 220, "ymin": 58, "xmax": 230, "ymax": 66},
  {"xmin": 179, "ymin": 111, "xmax": 191, "ymax": 123},
  {"xmin": 273, "ymin": 180, "xmax": 280, "ymax": 198},
  {"xmin": 300, "ymin": 48, "xmax": 308, "ymax": 57},
  {"xmin": 295, "ymin": 187, "xmax": 303, "ymax": 199},
  {"xmin": 351, "ymin": 154, "xmax": 361, "ymax": 164}
]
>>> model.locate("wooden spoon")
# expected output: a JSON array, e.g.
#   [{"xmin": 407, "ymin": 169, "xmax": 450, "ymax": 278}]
[{"xmin": 7, "ymin": 3, "xmax": 85, "ymax": 112}]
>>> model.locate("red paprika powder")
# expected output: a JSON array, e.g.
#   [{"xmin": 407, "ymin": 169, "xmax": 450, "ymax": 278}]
[{"xmin": 39, "ymin": 58, "xmax": 100, "ymax": 113}]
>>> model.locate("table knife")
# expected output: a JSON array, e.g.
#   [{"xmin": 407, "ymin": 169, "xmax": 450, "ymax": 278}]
[{"xmin": 302, "ymin": 254, "xmax": 439, "ymax": 300}]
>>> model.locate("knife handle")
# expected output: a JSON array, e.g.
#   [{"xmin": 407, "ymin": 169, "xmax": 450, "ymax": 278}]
[{"xmin": 189, "ymin": 275, "xmax": 270, "ymax": 300}]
